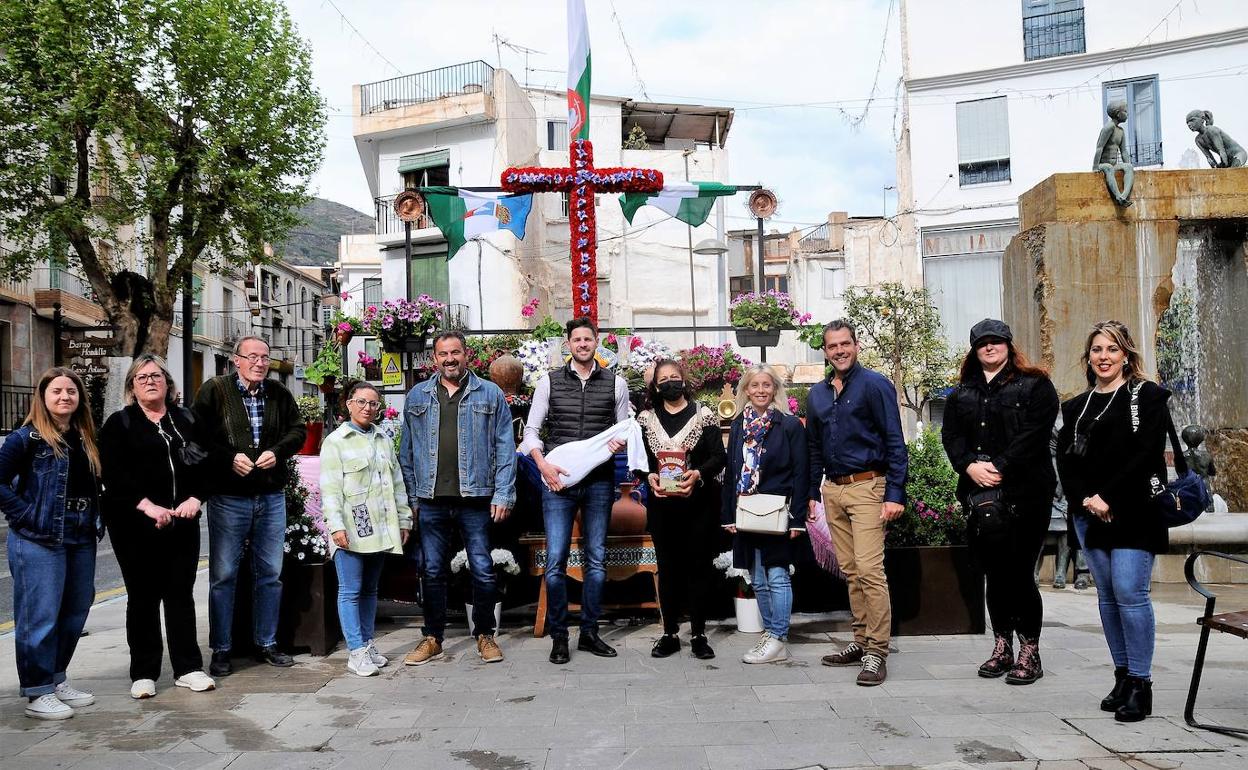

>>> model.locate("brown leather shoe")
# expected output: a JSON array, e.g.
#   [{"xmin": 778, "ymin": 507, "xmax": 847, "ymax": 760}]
[
  {"xmin": 821, "ymin": 641, "xmax": 865, "ymax": 667},
  {"xmin": 477, "ymin": 634, "xmax": 504, "ymax": 663},
  {"xmin": 856, "ymin": 653, "xmax": 887, "ymax": 686},
  {"xmin": 403, "ymin": 636, "xmax": 443, "ymax": 666}
]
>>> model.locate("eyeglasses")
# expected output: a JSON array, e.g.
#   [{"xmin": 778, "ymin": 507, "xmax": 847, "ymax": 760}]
[
  {"xmin": 133, "ymin": 373, "xmax": 164, "ymax": 384},
  {"xmin": 237, "ymin": 354, "xmax": 271, "ymax": 364},
  {"xmin": 350, "ymin": 399, "xmax": 383, "ymax": 410}
]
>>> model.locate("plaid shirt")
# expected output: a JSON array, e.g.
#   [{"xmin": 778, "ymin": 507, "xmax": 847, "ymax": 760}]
[{"xmin": 236, "ymin": 375, "xmax": 265, "ymax": 447}]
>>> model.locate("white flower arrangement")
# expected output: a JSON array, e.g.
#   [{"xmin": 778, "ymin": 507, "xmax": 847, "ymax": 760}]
[
  {"xmin": 626, "ymin": 339, "xmax": 675, "ymax": 374},
  {"xmin": 517, "ymin": 339, "xmax": 551, "ymax": 388},
  {"xmin": 450, "ymin": 548, "xmax": 521, "ymax": 576}
]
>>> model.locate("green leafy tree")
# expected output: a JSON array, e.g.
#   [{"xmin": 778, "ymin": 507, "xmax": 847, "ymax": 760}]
[
  {"xmin": 0, "ymin": 0, "xmax": 325, "ymax": 357},
  {"xmin": 844, "ymin": 282, "xmax": 958, "ymax": 420}
]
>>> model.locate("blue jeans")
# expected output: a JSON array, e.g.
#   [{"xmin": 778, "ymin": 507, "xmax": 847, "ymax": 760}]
[
  {"xmin": 541, "ymin": 478, "xmax": 613, "ymax": 638},
  {"xmin": 752, "ymin": 548, "xmax": 793, "ymax": 640},
  {"xmin": 418, "ymin": 497, "xmax": 496, "ymax": 641},
  {"xmin": 1073, "ymin": 513, "xmax": 1156, "ymax": 678},
  {"xmin": 207, "ymin": 493, "xmax": 285, "ymax": 651},
  {"xmin": 9, "ymin": 520, "xmax": 97, "ymax": 696},
  {"xmin": 333, "ymin": 549, "xmax": 386, "ymax": 651}
]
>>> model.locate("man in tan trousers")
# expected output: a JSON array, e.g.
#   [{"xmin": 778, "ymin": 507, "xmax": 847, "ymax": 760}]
[{"xmin": 805, "ymin": 320, "xmax": 908, "ymax": 686}]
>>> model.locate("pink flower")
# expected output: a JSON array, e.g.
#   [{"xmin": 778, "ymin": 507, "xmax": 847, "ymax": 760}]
[
  {"xmin": 336, "ymin": 321, "xmax": 353, "ymax": 333},
  {"xmin": 384, "ymin": 407, "xmax": 399, "ymax": 420},
  {"xmin": 340, "ymin": 292, "xmax": 350, "ymax": 300},
  {"xmin": 788, "ymin": 396, "xmax": 799, "ymax": 413},
  {"xmin": 521, "ymin": 297, "xmax": 540, "ymax": 318}
]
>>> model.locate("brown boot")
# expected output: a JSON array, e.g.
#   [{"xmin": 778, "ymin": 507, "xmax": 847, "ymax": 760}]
[
  {"xmin": 1005, "ymin": 636, "xmax": 1043, "ymax": 685},
  {"xmin": 821, "ymin": 641, "xmax": 865, "ymax": 667},
  {"xmin": 977, "ymin": 634, "xmax": 1014, "ymax": 679},
  {"xmin": 477, "ymin": 634, "xmax": 504, "ymax": 663},
  {"xmin": 403, "ymin": 636, "xmax": 443, "ymax": 666},
  {"xmin": 856, "ymin": 652, "xmax": 887, "ymax": 686}
]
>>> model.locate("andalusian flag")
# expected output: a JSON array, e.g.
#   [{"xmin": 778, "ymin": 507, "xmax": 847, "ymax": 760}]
[
  {"xmin": 421, "ymin": 187, "xmax": 533, "ymax": 257},
  {"xmin": 619, "ymin": 182, "xmax": 737, "ymax": 227},
  {"xmin": 567, "ymin": 0, "xmax": 591, "ymax": 141}
]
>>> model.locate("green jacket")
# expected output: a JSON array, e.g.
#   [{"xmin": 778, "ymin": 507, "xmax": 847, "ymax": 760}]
[
  {"xmin": 319, "ymin": 422, "xmax": 412, "ymax": 555},
  {"xmin": 191, "ymin": 374, "xmax": 306, "ymax": 497}
]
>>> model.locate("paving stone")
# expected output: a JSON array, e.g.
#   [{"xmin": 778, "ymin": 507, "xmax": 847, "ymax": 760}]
[
  {"xmin": 326, "ymin": 726, "xmax": 481, "ymax": 750},
  {"xmin": 1012, "ymin": 732, "xmax": 1117, "ymax": 759},
  {"xmin": 471, "ymin": 724, "xmax": 624, "ymax": 749},
  {"xmin": 625, "ymin": 721, "xmax": 777, "ymax": 747},
  {"xmin": 862, "ymin": 736, "xmax": 1032, "ymax": 766},
  {"xmin": 546, "ymin": 746, "xmax": 708, "ymax": 769},
  {"xmin": 223, "ymin": 751, "xmax": 397, "ymax": 769},
  {"xmin": 1068, "ymin": 716, "xmax": 1222, "ymax": 753},
  {"xmin": 553, "ymin": 703, "xmax": 697, "ymax": 725},
  {"xmin": 703, "ymin": 742, "xmax": 872, "ymax": 770}
]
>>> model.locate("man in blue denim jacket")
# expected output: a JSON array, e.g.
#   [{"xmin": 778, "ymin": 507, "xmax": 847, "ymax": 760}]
[{"xmin": 399, "ymin": 330, "xmax": 516, "ymax": 666}]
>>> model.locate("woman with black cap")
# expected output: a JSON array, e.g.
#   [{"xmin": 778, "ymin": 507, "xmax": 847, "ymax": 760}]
[{"xmin": 942, "ymin": 319, "xmax": 1059, "ymax": 685}]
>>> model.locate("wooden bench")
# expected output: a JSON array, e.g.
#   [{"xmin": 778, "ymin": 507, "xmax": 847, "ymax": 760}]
[{"xmin": 1183, "ymin": 550, "xmax": 1248, "ymax": 738}]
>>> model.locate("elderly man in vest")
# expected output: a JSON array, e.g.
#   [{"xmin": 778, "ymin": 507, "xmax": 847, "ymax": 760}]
[{"xmin": 522, "ymin": 317, "xmax": 630, "ymax": 664}]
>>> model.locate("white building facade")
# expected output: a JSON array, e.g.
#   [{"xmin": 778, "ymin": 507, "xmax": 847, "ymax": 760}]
[
  {"xmin": 898, "ymin": 0, "xmax": 1248, "ymax": 345},
  {"xmin": 349, "ymin": 62, "xmax": 735, "ymax": 348}
]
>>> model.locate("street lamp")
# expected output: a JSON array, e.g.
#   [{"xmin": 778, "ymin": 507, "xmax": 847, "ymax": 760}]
[{"xmin": 693, "ymin": 238, "xmax": 730, "ymax": 343}]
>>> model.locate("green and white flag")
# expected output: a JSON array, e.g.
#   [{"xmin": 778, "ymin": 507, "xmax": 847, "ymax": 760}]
[
  {"xmin": 567, "ymin": 0, "xmax": 591, "ymax": 141},
  {"xmin": 619, "ymin": 182, "xmax": 737, "ymax": 227},
  {"xmin": 421, "ymin": 187, "xmax": 534, "ymax": 258}
]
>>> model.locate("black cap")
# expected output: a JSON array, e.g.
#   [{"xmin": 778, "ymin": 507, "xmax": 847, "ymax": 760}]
[{"xmin": 969, "ymin": 318, "xmax": 1013, "ymax": 347}]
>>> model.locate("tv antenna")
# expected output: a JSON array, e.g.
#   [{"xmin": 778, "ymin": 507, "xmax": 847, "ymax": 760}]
[{"xmin": 492, "ymin": 33, "xmax": 545, "ymax": 89}]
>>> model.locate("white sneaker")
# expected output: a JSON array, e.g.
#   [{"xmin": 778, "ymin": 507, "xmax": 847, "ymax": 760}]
[
  {"xmin": 25, "ymin": 693, "xmax": 74, "ymax": 720},
  {"xmin": 753, "ymin": 635, "xmax": 791, "ymax": 664},
  {"xmin": 741, "ymin": 631, "xmax": 773, "ymax": 664},
  {"xmin": 365, "ymin": 640, "xmax": 388, "ymax": 668},
  {"xmin": 130, "ymin": 679, "xmax": 157, "ymax": 699},
  {"xmin": 53, "ymin": 682, "xmax": 94, "ymax": 707},
  {"xmin": 347, "ymin": 647, "xmax": 379, "ymax": 677},
  {"xmin": 174, "ymin": 671, "xmax": 217, "ymax": 692}
]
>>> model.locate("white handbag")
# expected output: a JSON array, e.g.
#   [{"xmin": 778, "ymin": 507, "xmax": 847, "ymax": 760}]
[{"xmin": 734, "ymin": 493, "xmax": 790, "ymax": 535}]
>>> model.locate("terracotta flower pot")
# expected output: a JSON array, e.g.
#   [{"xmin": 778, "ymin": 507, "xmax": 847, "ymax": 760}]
[
  {"xmin": 489, "ymin": 354, "xmax": 524, "ymax": 396},
  {"xmin": 609, "ymin": 481, "xmax": 647, "ymax": 535},
  {"xmin": 333, "ymin": 329, "xmax": 354, "ymax": 347},
  {"xmin": 299, "ymin": 421, "xmax": 324, "ymax": 455},
  {"xmin": 318, "ymin": 375, "xmax": 336, "ymax": 395}
]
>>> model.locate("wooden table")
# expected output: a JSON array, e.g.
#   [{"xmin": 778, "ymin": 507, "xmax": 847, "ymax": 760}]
[{"xmin": 520, "ymin": 534, "xmax": 661, "ymax": 638}]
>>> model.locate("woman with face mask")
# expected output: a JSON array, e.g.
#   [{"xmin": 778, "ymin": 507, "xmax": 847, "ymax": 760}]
[{"xmin": 634, "ymin": 358, "xmax": 726, "ymax": 660}]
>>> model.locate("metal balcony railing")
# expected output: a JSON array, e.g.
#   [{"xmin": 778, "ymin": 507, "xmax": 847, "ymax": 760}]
[
  {"xmin": 1, "ymin": 384, "xmax": 34, "ymax": 433},
  {"xmin": 375, "ymin": 193, "xmax": 434, "ymax": 236},
  {"xmin": 1023, "ymin": 8, "xmax": 1086, "ymax": 61},
  {"xmin": 1131, "ymin": 141, "xmax": 1164, "ymax": 167},
  {"xmin": 799, "ymin": 223, "xmax": 832, "ymax": 252},
  {"xmin": 959, "ymin": 158, "xmax": 1012, "ymax": 186},
  {"xmin": 33, "ymin": 267, "xmax": 95, "ymax": 300},
  {"xmin": 360, "ymin": 61, "xmax": 494, "ymax": 116}
]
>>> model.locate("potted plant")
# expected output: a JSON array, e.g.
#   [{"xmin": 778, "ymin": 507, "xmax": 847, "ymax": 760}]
[
  {"xmin": 679, "ymin": 343, "xmax": 751, "ymax": 393},
  {"xmin": 451, "ymin": 548, "xmax": 522, "ymax": 635},
  {"xmin": 305, "ymin": 343, "xmax": 341, "ymax": 394},
  {"xmin": 363, "ymin": 295, "xmax": 445, "ymax": 354},
  {"xmin": 883, "ymin": 427, "xmax": 984, "ymax": 636},
  {"xmin": 356, "ymin": 351, "xmax": 382, "ymax": 381},
  {"xmin": 729, "ymin": 290, "xmax": 809, "ymax": 348},
  {"xmin": 296, "ymin": 396, "xmax": 323, "ymax": 455},
  {"xmin": 279, "ymin": 457, "xmax": 338, "ymax": 655},
  {"xmin": 714, "ymin": 551, "xmax": 764, "ymax": 633},
  {"xmin": 329, "ymin": 309, "xmax": 362, "ymax": 347}
]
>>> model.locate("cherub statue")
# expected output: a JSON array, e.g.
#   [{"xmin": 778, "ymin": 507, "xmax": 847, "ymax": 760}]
[
  {"xmin": 1094, "ymin": 100, "xmax": 1134, "ymax": 207},
  {"xmin": 1181, "ymin": 425, "xmax": 1217, "ymax": 512},
  {"xmin": 1186, "ymin": 110, "xmax": 1247, "ymax": 168}
]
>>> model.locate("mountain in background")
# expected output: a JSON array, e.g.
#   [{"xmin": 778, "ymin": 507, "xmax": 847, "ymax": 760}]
[{"xmin": 278, "ymin": 197, "xmax": 374, "ymax": 266}]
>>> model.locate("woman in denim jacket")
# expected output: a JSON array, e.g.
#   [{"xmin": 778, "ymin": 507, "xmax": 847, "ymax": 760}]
[
  {"xmin": 320, "ymin": 382, "xmax": 412, "ymax": 677},
  {"xmin": 0, "ymin": 367, "xmax": 103, "ymax": 720}
]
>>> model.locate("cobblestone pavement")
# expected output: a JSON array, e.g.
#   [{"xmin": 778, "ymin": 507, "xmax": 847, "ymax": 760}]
[{"xmin": 1, "ymin": 578, "xmax": 1245, "ymax": 769}]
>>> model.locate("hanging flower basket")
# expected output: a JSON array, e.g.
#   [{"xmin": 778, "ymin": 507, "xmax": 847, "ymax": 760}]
[
  {"xmin": 364, "ymin": 296, "xmax": 444, "ymax": 355},
  {"xmin": 318, "ymin": 375, "xmax": 336, "ymax": 395},
  {"xmin": 734, "ymin": 328, "xmax": 781, "ymax": 348},
  {"xmin": 333, "ymin": 328, "xmax": 354, "ymax": 347}
]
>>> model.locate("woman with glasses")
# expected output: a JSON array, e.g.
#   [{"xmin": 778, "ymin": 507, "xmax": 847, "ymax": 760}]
[
  {"xmin": 99, "ymin": 355, "xmax": 215, "ymax": 699},
  {"xmin": 320, "ymin": 382, "xmax": 412, "ymax": 676},
  {"xmin": 1056, "ymin": 321, "xmax": 1171, "ymax": 723},
  {"xmin": 634, "ymin": 359, "xmax": 726, "ymax": 660},
  {"xmin": 0, "ymin": 368, "xmax": 102, "ymax": 720}
]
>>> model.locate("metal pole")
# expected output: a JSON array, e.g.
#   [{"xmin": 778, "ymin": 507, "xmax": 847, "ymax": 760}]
[
  {"xmin": 52, "ymin": 302, "xmax": 63, "ymax": 366},
  {"xmin": 404, "ymin": 221, "xmax": 413, "ymax": 301},
  {"xmin": 756, "ymin": 216, "xmax": 767, "ymax": 364},
  {"xmin": 686, "ymin": 224, "xmax": 698, "ymax": 345},
  {"xmin": 182, "ymin": 270, "xmax": 193, "ymax": 397}
]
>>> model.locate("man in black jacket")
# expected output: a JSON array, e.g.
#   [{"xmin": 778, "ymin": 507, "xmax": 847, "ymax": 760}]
[
  {"xmin": 520, "ymin": 318, "xmax": 629, "ymax": 664},
  {"xmin": 193, "ymin": 335, "xmax": 306, "ymax": 677}
]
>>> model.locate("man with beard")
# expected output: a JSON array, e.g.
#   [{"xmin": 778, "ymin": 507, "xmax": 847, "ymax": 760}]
[
  {"xmin": 806, "ymin": 319, "xmax": 908, "ymax": 686},
  {"xmin": 522, "ymin": 317, "xmax": 629, "ymax": 664},
  {"xmin": 400, "ymin": 331, "xmax": 516, "ymax": 665}
]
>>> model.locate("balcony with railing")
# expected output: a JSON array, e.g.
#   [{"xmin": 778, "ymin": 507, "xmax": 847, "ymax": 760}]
[
  {"xmin": 799, "ymin": 223, "xmax": 832, "ymax": 253},
  {"xmin": 172, "ymin": 312, "xmax": 252, "ymax": 345},
  {"xmin": 31, "ymin": 267, "xmax": 105, "ymax": 325},
  {"xmin": 1, "ymin": 384, "xmax": 34, "ymax": 433},
  {"xmin": 1023, "ymin": 8, "xmax": 1086, "ymax": 61},
  {"xmin": 359, "ymin": 60, "xmax": 494, "ymax": 116},
  {"xmin": 375, "ymin": 193, "xmax": 435, "ymax": 237}
]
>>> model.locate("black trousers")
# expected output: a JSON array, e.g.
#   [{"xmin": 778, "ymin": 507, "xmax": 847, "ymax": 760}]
[
  {"xmin": 108, "ymin": 514, "xmax": 204, "ymax": 681},
  {"xmin": 649, "ymin": 502, "xmax": 717, "ymax": 636},
  {"xmin": 976, "ymin": 501, "xmax": 1049, "ymax": 641}
]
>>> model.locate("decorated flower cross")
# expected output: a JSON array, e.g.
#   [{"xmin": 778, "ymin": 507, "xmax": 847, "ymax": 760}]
[{"xmin": 501, "ymin": 138, "xmax": 663, "ymax": 324}]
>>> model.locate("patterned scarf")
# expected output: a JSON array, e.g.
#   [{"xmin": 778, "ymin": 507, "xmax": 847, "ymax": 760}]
[{"xmin": 737, "ymin": 405, "xmax": 774, "ymax": 495}]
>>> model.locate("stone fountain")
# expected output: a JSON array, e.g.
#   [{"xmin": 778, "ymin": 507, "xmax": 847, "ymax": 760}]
[{"xmin": 1002, "ymin": 167, "xmax": 1248, "ymax": 516}]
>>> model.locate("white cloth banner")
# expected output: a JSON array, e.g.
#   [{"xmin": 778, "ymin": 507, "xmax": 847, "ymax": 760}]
[{"xmin": 543, "ymin": 418, "xmax": 647, "ymax": 488}]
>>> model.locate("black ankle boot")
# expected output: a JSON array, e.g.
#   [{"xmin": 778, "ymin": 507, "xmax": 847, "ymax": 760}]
[
  {"xmin": 1115, "ymin": 675, "xmax": 1152, "ymax": 722},
  {"xmin": 1100, "ymin": 667, "xmax": 1129, "ymax": 712}
]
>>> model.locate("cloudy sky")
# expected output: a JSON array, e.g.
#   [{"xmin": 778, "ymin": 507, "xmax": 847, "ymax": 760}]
[{"xmin": 284, "ymin": 0, "xmax": 901, "ymax": 230}]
